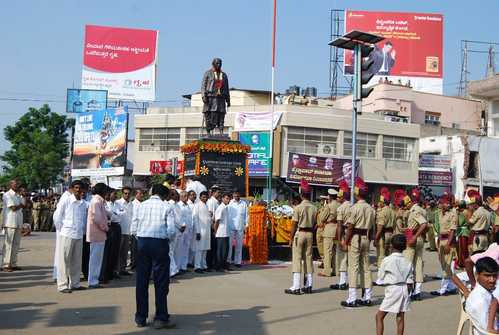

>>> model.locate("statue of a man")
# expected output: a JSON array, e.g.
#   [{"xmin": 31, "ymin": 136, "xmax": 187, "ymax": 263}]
[{"xmin": 201, "ymin": 58, "xmax": 230, "ymax": 135}]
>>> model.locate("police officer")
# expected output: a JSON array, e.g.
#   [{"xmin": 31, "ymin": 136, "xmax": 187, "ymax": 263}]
[
  {"xmin": 315, "ymin": 195, "xmax": 328, "ymax": 269},
  {"xmin": 425, "ymin": 200, "xmax": 438, "ymax": 251},
  {"xmin": 431, "ymin": 194, "xmax": 458, "ymax": 296},
  {"xmin": 466, "ymin": 190, "xmax": 490, "ymax": 253},
  {"xmin": 285, "ymin": 180, "xmax": 317, "ymax": 295},
  {"xmin": 330, "ymin": 181, "xmax": 351, "ymax": 290},
  {"xmin": 374, "ymin": 188, "xmax": 395, "ymax": 268},
  {"xmin": 341, "ymin": 178, "xmax": 375, "ymax": 307},
  {"xmin": 402, "ymin": 188, "xmax": 428, "ymax": 301},
  {"xmin": 318, "ymin": 189, "xmax": 340, "ymax": 277}
]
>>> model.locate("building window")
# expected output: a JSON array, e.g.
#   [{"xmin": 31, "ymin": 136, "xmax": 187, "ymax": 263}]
[
  {"xmin": 343, "ymin": 132, "xmax": 377, "ymax": 158},
  {"xmin": 382, "ymin": 135, "xmax": 415, "ymax": 161},
  {"xmin": 425, "ymin": 112, "xmax": 441, "ymax": 125},
  {"xmin": 138, "ymin": 128, "xmax": 180, "ymax": 152},
  {"xmin": 185, "ymin": 127, "xmax": 231, "ymax": 143},
  {"xmin": 286, "ymin": 126, "xmax": 338, "ymax": 155}
]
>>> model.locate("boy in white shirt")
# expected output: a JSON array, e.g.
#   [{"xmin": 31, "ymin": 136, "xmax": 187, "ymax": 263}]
[
  {"xmin": 214, "ymin": 193, "xmax": 231, "ymax": 272},
  {"xmin": 376, "ymin": 234, "xmax": 414, "ymax": 335}
]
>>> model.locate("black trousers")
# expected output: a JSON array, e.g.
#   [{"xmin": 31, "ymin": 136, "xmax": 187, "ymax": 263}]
[
  {"xmin": 205, "ymin": 111, "xmax": 225, "ymax": 132},
  {"xmin": 100, "ymin": 223, "xmax": 121, "ymax": 281},
  {"xmin": 206, "ymin": 232, "xmax": 217, "ymax": 269},
  {"xmin": 81, "ymin": 235, "xmax": 90, "ymax": 280},
  {"xmin": 215, "ymin": 237, "xmax": 230, "ymax": 270},
  {"xmin": 130, "ymin": 235, "xmax": 137, "ymax": 269}
]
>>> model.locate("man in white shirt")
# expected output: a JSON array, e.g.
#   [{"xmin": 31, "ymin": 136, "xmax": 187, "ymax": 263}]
[
  {"xmin": 214, "ymin": 193, "xmax": 232, "ymax": 272},
  {"xmin": 167, "ymin": 189, "xmax": 184, "ymax": 277},
  {"xmin": 2, "ymin": 180, "xmax": 24, "ymax": 272},
  {"xmin": 206, "ymin": 186, "xmax": 221, "ymax": 270},
  {"xmin": 53, "ymin": 180, "xmax": 88, "ymax": 293},
  {"xmin": 466, "ymin": 256, "xmax": 499, "ymax": 335},
  {"xmin": 130, "ymin": 189, "xmax": 144, "ymax": 270},
  {"xmin": 228, "ymin": 190, "xmax": 248, "ymax": 267},
  {"xmin": 133, "ymin": 184, "xmax": 176, "ymax": 330},
  {"xmin": 187, "ymin": 191, "xmax": 197, "ymax": 267},
  {"xmin": 116, "ymin": 187, "xmax": 134, "ymax": 276},
  {"xmin": 174, "ymin": 191, "xmax": 193, "ymax": 273},
  {"xmin": 185, "ymin": 176, "xmax": 207, "ymax": 200},
  {"xmin": 193, "ymin": 191, "xmax": 211, "ymax": 273}
]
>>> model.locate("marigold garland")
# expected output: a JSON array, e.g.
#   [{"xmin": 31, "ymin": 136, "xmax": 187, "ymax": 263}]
[
  {"xmin": 269, "ymin": 213, "xmax": 293, "ymax": 243},
  {"xmin": 181, "ymin": 140, "xmax": 250, "ymax": 155},
  {"xmin": 246, "ymin": 205, "xmax": 268, "ymax": 264}
]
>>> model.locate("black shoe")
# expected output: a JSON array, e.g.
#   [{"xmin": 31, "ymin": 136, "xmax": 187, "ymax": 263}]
[
  {"xmin": 60, "ymin": 288, "xmax": 72, "ymax": 294},
  {"xmin": 411, "ymin": 293, "xmax": 422, "ymax": 301},
  {"xmin": 330, "ymin": 283, "xmax": 348, "ymax": 290},
  {"xmin": 119, "ymin": 271, "xmax": 132, "ymax": 276},
  {"xmin": 153, "ymin": 319, "xmax": 176, "ymax": 330},
  {"xmin": 318, "ymin": 263, "xmax": 324, "ymax": 269},
  {"xmin": 341, "ymin": 301, "xmax": 359, "ymax": 308},
  {"xmin": 446, "ymin": 289, "xmax": 458, "ymax": 295},
  {"xmin": 194, "ymin": 269, "xmax": 204, "ymax": 274},
  {"xmin": 235, "ymin": 264, "xmax": 242, "ymax": 268},
  {"xmin": 113, "ymin": 273, "xmax": 121, "ymax": 279},
  {"xmin": 301, "ymin": 287, "xmax": 313, "ymax": 294},
  {"xmin": 187, "ymin": 263, "xmax": 194, "ymax": 268},
  {"xmin": 136, "ymin": 321, "xmax": 146, "ymax": 328},
  {"xmin": 284, "ymin": 288, "xmax": 302, "ymax": 295},
  {"xmin": 430, "ymin": 290, "xmax": 443, "ymax": 296},
  {"xmin": 359, "ymin": 300, "xmax": 372, "ymax": 306},
  {"xmin": 88, "ymin": 284, "xmax": 103, "ymax": 289},
  {"xmin": 205, "ymin": 268, "xmax": 213, "ymax": 272}
]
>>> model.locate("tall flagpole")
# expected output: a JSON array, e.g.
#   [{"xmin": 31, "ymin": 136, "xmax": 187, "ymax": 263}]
[{"xmin": 267, "ymin": 0, "xmax": 277, "ymax": 204}]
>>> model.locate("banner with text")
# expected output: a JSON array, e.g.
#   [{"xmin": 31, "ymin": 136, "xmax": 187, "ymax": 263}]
[
  {"xmin": 66, "ymin": 88, "xmax": 108, "ymax": 113},
  {"xmin": 72, "ymin": 107, "xmax": 128, "ymax": 177},
  {"xmin": 419, "ymin": 170, "xmax": 452, "ymax": 186},
  {"xmin": 234, "ymin": 111, "xmax": 282, "ymax": 131},
  {"xmin": 239, "ymin": 131, "xmax": 270, "ymax": 176},
  {"xmin": 82, "ymin": 25, "xmax": 158, "ymax": 101},
  {"xmin": 344, "ymin": 10, "xmax": 443, "ymax": 94},
  {"xmin": 286, "ymin": 152, "xmax": 359, "ymax": 186},
  {"xmin": 419, "ymin": 154, "xmax": 451, "ymax": 169}
]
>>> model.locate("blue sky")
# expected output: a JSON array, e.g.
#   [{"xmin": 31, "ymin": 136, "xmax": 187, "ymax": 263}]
[{"xmin": 0, "ymin": 0, "xmax": 498, "ymax": 155}]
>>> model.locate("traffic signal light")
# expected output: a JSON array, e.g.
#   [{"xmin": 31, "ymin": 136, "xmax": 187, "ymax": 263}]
[{"xmin": 359, "ymin": 46, "xmax": 375, "ymax": 100}]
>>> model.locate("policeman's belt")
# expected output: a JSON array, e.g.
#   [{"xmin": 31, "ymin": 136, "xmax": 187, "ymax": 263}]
[
  {"xmin": 352, "ymin": 228, "xmax": 368, "ymax": 236},
  {"xmin": 325, "ymin": 221, "xmax": 337, "ymax": 225},
  {"xmin": 471, "ymin": 230, "xmax": 488, "ymax": 235},
  {"xmin": 298, "ymin": 227, "xmax": 313, "ymax": 232},
  {"xmin": 439, "ymin": 233, "xmax": 449, "ymax": 240}
]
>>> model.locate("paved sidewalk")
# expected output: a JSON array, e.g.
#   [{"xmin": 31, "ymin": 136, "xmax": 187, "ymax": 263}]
[{"xmin": 0, "ymin": 233, "xmax": 461, "ymax": 334}]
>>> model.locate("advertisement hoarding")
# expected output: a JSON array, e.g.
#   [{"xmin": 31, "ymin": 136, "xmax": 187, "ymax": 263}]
[
  {"xmin": 239, "ymin": 132, "xmax": 270, "ymax": 177},
  {"xmin": 82, "ymin": 25, "xmax": 158, "ymax": 101},
  {"xmin": 344, "ymin": 10, "xmax": 443, "ymax": 94},
  {"xmin": 66, "ymin": 88, "xmax": 108, "ymax": 113},
  {"xmin": 419, "ymin": 154, "xmax": 451, "ymax": 169},
  {"xmin": 72, "ymin": 107, "xmax": 128, "ymax": 177},
  {"xmin": 234, "ymin": 111, "xmax": 282, "ymax": 131},
  {"xmin": 418, "ymin": 170, "xmax": 452, "ymax": 186},
  {"xmin": 150, "ymin": 160, "xmax": 173, "ymax": 175},
  {"xmin": 286, "ymin": 152, "xmax": 359, "ymax": 186}
]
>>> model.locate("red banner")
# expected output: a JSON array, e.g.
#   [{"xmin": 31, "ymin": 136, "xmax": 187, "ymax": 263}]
[
  {"xmin": 286, "ymin": 153, "xmax": 359, "ymax": 186},
  {"xmin": 150, "ymin": 160, "xmax": 173, "ymax": 175}
]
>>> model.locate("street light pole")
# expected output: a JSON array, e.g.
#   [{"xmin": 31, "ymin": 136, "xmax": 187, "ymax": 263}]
[{"xmin": 350, "ymin": 43, "xmax": 361, "ymax": 203}]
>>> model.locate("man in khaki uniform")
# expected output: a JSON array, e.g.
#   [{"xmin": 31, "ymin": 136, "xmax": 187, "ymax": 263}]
[
  {"xmin": 341, "ymin": 178, "xmax": 375, "ymax": 307},
  {"xmin": 315, "ymin": 196, "xmax": 329, "ymax": 269},
  {"xmin": 285, "ymin": 180, "xmax": 317, "ymax": 295},
  {"xmin": 318, "ymin": 189, "xmax": 340, "ymax": 277},
  {"xmin": 467, "ymin": 190, "xmax": 490, "ymax": 253},
  {"xmin": 32, "ymin": 197, "xmax": 42, "ymax": 231},
  {"xmin": 425, "ymin": 200, "xmax": 438, "ymax": 251},
  {"xmin": 330, "ymin": 182, "xmax": 351, "ymax": 290},
  {"xmin": 374, "ymin": 188, "xmax": 395, "ymax": 268},
  {"xmin": 431, "ymin": 194, "xmax": 458, "ymax": 296},
  {"xmin": 402, "ymin": 188, "xmax": 428, "ymax": 301}
]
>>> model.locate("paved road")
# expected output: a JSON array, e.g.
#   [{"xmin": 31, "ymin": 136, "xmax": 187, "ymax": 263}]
[{"xmin": 0, "ymin": 233, "xmax": 461, "ymax": 334}]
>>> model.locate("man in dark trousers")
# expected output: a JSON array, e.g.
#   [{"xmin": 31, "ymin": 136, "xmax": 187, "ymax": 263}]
[
  {"xmin": 100, "ymin": 189, "xmax": 122, "ymax": 283},
  {"xmin": 131, "ymin": 184, "xmax": 176, "ymax": 329}
]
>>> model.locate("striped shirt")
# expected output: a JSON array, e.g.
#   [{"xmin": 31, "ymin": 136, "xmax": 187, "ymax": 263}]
[{"xmin": 132, "ymin": 195, "xmax": 176, "ymax": 239}]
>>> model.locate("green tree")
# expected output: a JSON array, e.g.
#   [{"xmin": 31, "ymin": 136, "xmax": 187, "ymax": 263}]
[{"xmin": 1, "ymin": 104, "xmax": 74, "ymax": 190}]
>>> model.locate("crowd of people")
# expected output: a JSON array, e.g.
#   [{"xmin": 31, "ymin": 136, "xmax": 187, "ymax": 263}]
[
  {"xmin": 0, "ymin": 176, "xmax": 249, "ymax": 329},
  {"xmin": 288, "ymin": 177, "xmax": 499, "ymax": 334}
]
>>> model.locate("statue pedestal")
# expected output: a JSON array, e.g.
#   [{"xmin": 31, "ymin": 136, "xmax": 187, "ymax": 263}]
[{"xmin": 181, "ymin": 139, "xmax": 250, "ymax": 195}]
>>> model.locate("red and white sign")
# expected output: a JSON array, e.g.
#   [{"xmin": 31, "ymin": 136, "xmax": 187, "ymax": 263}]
[
  {"xmin": 150, "ymin": 160, "xmax": 173, "ymax": 175},
  {"xmin": 82, "ymin": 25, "xmax": 158, "ymax": 101},
  {"xmin": 344, "ymin": 10, "xmax": 443, "ymax": 94}
]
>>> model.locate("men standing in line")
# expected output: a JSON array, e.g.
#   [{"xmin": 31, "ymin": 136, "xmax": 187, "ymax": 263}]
[
  {"xmin": 285, "ymin": 180, "xmax": 317, "ymax": 295},
  {"xmin": 206, "ymin": 186, "xmax": 221, "ymax": 271},
  {"xmin": 318, "ymin": 189, "xmax": 340, "ymax": 277},
  {"xmin": 53, "ymin": 180, "xmax": 88, "ymax": 293},
  {"xmin": 374, "ymin": 188, "xmax": 395, "ymax": 268},
  {"xmin": 132, "ymin": 184, "xmax": 176, "ymax": 329},
  {"xmin": 467, "ymin": 190, "xmax": 491, "ymax": 253},
  {"xmin": 402, "ymin": 188, "xmax": 428, "ymax": 301},
  {"xmin": 341, "ymin": 178, "xmax": 375, "ymax": 307},
  {"xmin": 330, "ymin": 181, "xmax": 351, "ymax": 290},
  {"xmin": 175, "ymin": 191, "xmax": 193, "ymax": 273},
  {"xmin": 431, "ymin": 194, "xmax": 458, "ymax": 296},
  {"xmin": 116, "ymin": 187, "xmax": 133, "ymax": 276},
  {"xmin": 87, "ymin": 183, "xmax": 109, "ymax": 289},
  {"xmin": 193, "ymin": 191, "xmax": 211, "ymax": 273},
  {"xmin": 130, "ymin": 189, "xmax": 144, "ymax": 270},
  {"xmin": 101, "ymin": 190, "xmax": 122, "ymax": 283},
  {"xmin": 228, "ymin": 190, "xmax": 248, "ymax": 268},
  {"xmin": 2, "ymin": 180, "xmax": 24, "ymax": 272},
  {"xmin": 214, "ymin": 193, "xmax": 232, "ymax": 272}
]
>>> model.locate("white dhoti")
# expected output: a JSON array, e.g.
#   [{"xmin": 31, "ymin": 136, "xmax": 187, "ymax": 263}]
[{"xmin": 379, "ymin": 284, "xmax": 410, "ymax": 314}]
